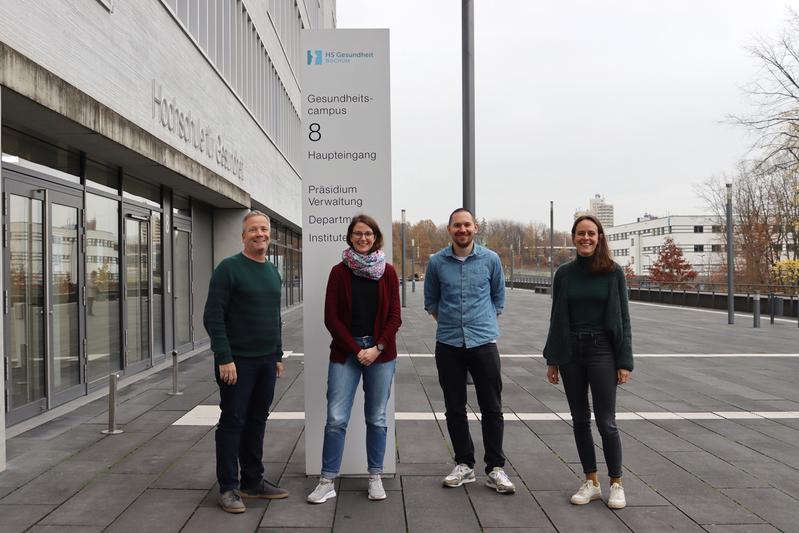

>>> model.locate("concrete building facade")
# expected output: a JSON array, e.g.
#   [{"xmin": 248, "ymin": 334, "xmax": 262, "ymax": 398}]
[
  {"xmin": 607, "ymin": 214, "xmax": 725, "ymax": 278},
  {"xmin": 0, "ymin": 0, "xmax": 336, "ymax": 469},
  {"xmin": 589, "ymin": 194, "xmax": 614, "ymax": 228}
]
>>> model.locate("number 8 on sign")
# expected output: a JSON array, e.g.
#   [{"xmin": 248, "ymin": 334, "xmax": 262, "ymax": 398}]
[{"xmin": 309, "ymin": 123, "xmax": 321, "ymax": 142}]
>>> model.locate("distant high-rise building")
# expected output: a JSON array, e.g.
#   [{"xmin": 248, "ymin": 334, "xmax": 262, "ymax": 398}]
[{"xmin": 588, "ymin": 194, "xmax": 614, "ymax": 228}]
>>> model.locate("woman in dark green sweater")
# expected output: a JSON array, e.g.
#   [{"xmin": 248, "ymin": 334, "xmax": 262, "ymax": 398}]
[{"xmin": 543, "ymin": 214, "xmax": 633, "ymax": 510}]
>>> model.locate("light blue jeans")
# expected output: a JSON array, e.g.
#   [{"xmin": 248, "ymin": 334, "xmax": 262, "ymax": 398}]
[{"xmin": 321, "ymin": 336, "xmax": 397, "ymax": 479}]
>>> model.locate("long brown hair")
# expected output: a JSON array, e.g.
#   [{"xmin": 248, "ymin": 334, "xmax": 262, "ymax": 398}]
[
  {"xmin": 571, "ymin": 214, "xmax": 615, "ymax": 274},
  {"xmin": 346, "ymin": 214, "xmax": 383, "ymax": 254}
]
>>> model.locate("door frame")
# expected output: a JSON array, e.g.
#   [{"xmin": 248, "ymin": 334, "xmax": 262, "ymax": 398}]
[
  {"xmin": 3, "ymin": 170, "xmax": 85, "ymax": 424},
  {"xmin": 122, "ymin": 206, "xmax": 153, "ymax": 375},
  {"xmin": 172, "ymin": 217, "xmax": 192, "ymax": 354}
]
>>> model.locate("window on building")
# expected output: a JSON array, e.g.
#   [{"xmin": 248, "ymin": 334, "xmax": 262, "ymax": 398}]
[
  {"xmin": 712, "ymin": 244, "xmax": 723, "ymax": 252},
  {"xmin": 694, "ymin": 244, "xmax": 704, "ymax": 252},
  {"xmin": 86, "ymin": 159, "xmax": 119, "ymax": 194},
  {"xmin": 694, "ymin": 225, "xmax": 704, "ymax": 233},
  {"xmin": 123, "ymin": 175, "xmax": 161, "ymax": 208},
  {"xmin": 711, "ymin": 225, "xmax": 722, "ymax": 233}
]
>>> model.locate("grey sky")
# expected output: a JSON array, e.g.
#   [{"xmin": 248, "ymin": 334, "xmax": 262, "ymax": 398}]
[{"xmin": 336, "ymin": 0, "xmax": 797, "ymax": 231}]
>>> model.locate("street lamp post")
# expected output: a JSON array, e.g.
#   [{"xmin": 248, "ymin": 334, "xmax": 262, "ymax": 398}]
[
  {"xmin": 401, "ymin": 209, "xmax": 407, "ymax": 308},
  {"xmin": 549, "ymin": 201, "xmax": 554, "ymax": 297},
  {"xmin": 726, "ymin": 183, "xmax": 734, "ymax": 324},
  {"xmin": 411, "ymin": 238, "xmax": 416, "ymax": 293}
]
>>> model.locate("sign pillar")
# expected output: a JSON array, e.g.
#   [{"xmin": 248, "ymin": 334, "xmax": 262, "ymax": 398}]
[{"xmin": 301, "ymin": 30, "xmax": 393, "ymax": 476}]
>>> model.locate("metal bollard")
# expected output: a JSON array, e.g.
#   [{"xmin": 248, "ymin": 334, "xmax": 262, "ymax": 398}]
[
  {"xmin": 168, "ymin": 350, "xmax": 183, "ymax": 396},
  {"xmin": 753, "ymin": 292, "xmax": 761, "ymax": 328},
  {"xmin": 769, "ymin": 293, "xmax": 775, "ymax": 325},
  {"xmin": 101, "ymin": 373, "xmax": 124, "ymax": 435}
]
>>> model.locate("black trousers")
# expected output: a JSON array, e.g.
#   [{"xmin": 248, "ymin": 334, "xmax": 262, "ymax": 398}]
[
  {"xmin": 215, "ymin": 355, "xmax": 277, "ymax": 493},
  {"xmin": 559, "ymin": 332, "xmax": 623, "ymax": 478},
  {"xmin": 435, "ymin": 341, "xmax": 505, "ymax": 474}
]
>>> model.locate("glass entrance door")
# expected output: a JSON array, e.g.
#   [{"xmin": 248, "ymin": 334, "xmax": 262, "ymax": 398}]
[
  {"xmin": 172, "ymin": 225, "xmax": 192, "ymax": 352},
  {"xmin": 124, "ymin": 213, "xmax": 151, "ymax": 372},
  {"xmin": 4, "ymin": 175, "xmax": 84, "ymax": 423}
]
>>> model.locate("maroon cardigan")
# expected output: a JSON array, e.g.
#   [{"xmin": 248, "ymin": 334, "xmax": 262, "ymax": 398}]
[{"xmin": 324, "ymin": 262, "xmax": 402, "ymax": 363}]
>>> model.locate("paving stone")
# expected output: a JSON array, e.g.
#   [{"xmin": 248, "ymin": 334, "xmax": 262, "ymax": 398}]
[
  {"xmin": 0, "ymin": 463, "xmax": 97, "ymax": 505},
  {"xmin": 259, "ymin": 529, "xmax": 330, "ymax": 533},
  {"xmin": 734, "ymin": 459, "xmax": 799, "ymax": 499},
  {"xmin": 0, "ymin": 504, "xmax": 55, "ymax": 533},
  {"xmin": 152, "ymin": 451, "xmax": 216, "ymax": 489},
  {"xmin": 703, "ymin": 525, "xmax": 782, "ymax": 532},
  {"xmin": 105, "ymin": 489, "xmax": 206, "ymax": 532},
  {"xmin": 338, "ymin": 475, "xmax": 401, "ymax": 492},
  {"xmin": 27, "ymin": 526, "xmax": 104, "ymax": 533},
  {"xmin": 396, "ymin": 462, "xmax": 453, "ymax": 476},
  {"xmin": 508, "ymin": 451, "xmax": 581, "ymax": 491},
  {"xmin": 723, "ymin": 488, "xmax": 799, "ymax": 532},
  {"xmin": 621, "ymin": 420, "xmax": 700, "ymax": 453},
  {"xmin": 395, "ymin": 420, "xmax": 452, "ymax": 463},
  {"xmin": 122, "ymin": 410, "xmax": 185, "ymax": 432},
  {"xmin": 483, "ymin": 525, "xmax": 557, "ymax": 533},
  {"xmin": 111, "ymin": 437, "xmax": 196, "ymax": 475},
  {"xmin": 653, "ymin": 485, "xmax": 764, "ymax": 526},
  {"xmin": 181, "ymin": 506, "xmax": 264, "ymax": 532},
  {"xmin": 615, "ymin": 506, "xmax": 705, "ymax": 532},
  {"xmin": 532, "ymin": 490, "xmax": 629, "ymax": 531},
  {"xmin": 402, "ymin": 476, "xmax": 481, "ymax": 533},
  {"xmin": 466, "ymin": 475, "xmax": 549, "ymax": 528},
  {"xmin": 661, "ymin": 451, "xmax": 770, "ymax": 489},
  {"xmin": 151, "ymin": 425, "xmax": 211, "ymax": 443},
  {"xmin": 38, "ymin": 474, "xmax": 155, "ymax": 527},
  {"xmin": 331, "ymin": 490, "xmax": 405, "ymax": 533},
  {"xmin": 88, "ymin": 402, "xmax": 153, "ymax": 425},
  {"xmin": 263, "ymin": 420, "xmax": 303, "ymax": 463},
  {"xmin": 66, "ymin": 431, "xmax": 154, "ymax": 469},
  {"xmin": 536, "ymin": 433, "xmax": 583, "ymax": 464},
  {"xmin": 259, "ymin": 476, "xmax": 338, "ymax": 528},
  {"xmin": 564, "ymin": 464, "xmax": 670, "ymax": 507}
]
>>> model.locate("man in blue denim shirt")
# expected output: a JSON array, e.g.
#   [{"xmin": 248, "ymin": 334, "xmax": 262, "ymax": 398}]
[{"xmin": 424, "ymin": 208, "xmax": 515, "ymax": 494}]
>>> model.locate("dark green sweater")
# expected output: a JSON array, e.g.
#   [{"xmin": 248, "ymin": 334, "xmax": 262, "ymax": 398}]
[
  {"xmin": 203, "ymin": 253, "xmax": 283, "ymax": 365},
  {"xmin": 543, "ymin": 257, "xmax": 633, "ymax": 370},
  {"xmin": 567, "ymin": 255, "xmax": 613, "ymax": 331}
]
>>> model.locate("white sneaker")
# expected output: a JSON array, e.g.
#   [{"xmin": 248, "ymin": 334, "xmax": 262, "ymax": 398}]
[
  {"xmin": 443, "ymin": 464, "xmax": 476, "ymax": 487},
  {"xmin": 307, "ymin": 478, "xmax": 336, "ymax": 504},
  {"xmin": 368, "ymin": 474, "xmax": 387, "ymax": 501},
  {"xmin": 608, "ymin": 482, "xmax": 626, "ymax": 509},
  {"xmin": 485, "ymin": 467, "xmax": 516, "ymax": 494},
  {"xmin": 570, "ymin": 480, "xmax": 601, "ymax": 505}
]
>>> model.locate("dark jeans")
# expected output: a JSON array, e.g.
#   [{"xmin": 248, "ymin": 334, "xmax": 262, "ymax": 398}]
[
  {"xmin": 559, "ymin": 332, "xmax": 623, "ymax": 478},
  {"xmin": 215, "ymin": 355, "xmax": 277, "ymax": 493},
  {"xmin": 435, "ymin": 341, "xmax": 505, "ymax": 474}
]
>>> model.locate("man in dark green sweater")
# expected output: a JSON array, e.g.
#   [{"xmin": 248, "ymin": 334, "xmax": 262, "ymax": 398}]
[{"xmin": 203, "ymin": 210, "xmax": 288, "ymax": 513}]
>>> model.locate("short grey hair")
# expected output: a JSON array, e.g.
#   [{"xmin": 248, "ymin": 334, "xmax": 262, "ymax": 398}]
[{"xmin": 242, "ymin": 210, "xmax": 270, "ymax": 228}]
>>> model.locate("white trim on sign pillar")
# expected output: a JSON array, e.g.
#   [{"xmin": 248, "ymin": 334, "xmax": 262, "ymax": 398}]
[{"xmin": 301, "ymin": 29, "xmax": 393, "ymax": 476}]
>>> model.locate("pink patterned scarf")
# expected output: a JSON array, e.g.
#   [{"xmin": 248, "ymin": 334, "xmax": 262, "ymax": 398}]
[{"xmin": 342, "ymin": 248, "xmax": 386, "ymax": 280}]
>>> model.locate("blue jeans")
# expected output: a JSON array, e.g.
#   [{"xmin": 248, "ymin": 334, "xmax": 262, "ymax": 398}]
[
  {"xmin": 321, "ymin": 336, "xmax": 397, "ymax": 479},
  {"xmin": 215, "ymin": 355, "xmax": 277, "ymax": 493}
]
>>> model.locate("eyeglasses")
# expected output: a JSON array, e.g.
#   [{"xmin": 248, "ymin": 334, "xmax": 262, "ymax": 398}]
[{"xmin": 351, "ymin": 231, "xmax": 375, "ymax": 239}]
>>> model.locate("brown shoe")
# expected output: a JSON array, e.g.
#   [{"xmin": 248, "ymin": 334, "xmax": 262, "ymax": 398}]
[{"xmin": 240, "ymin": 478, "xmax": 289, "ymax": 499}]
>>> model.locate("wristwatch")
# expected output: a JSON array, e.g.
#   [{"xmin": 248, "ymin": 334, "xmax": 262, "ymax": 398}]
[{"xmin": 376, "ymin": 343, "xmax": 385, "ymax": 353}]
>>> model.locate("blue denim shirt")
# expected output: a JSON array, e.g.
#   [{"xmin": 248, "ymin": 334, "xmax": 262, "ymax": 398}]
[{"xmin": 423, "ymin": 244, "xmax": 505, "ymax": 348}]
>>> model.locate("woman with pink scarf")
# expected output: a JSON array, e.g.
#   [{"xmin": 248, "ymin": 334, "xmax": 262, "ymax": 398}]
[{"xmin": 307, "ymin": 214, "xmax": 402, "ymax": 504}]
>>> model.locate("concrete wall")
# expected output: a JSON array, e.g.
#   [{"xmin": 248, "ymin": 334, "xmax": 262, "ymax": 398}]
[
  {"xmin": 0, "ymin": 0, "xmax": 301, "ymax": 224},
  {"xmin": 213, "ymin": 209, "xmax": 249, "ymax": 267},
  {"xmin": 192, "ymin": 201, "xmax": 214, "ymax": 344}
]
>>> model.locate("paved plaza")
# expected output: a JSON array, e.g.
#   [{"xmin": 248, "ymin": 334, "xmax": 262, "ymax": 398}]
[{"xmin": 1, "ymin": 288, "xmax": 798, "ymax": 532}]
